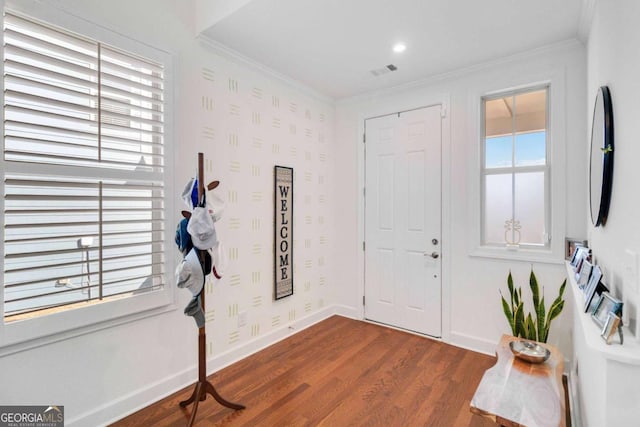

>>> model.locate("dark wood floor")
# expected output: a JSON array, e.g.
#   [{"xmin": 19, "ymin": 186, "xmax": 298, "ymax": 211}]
[{"xmin": 112, "ymin": 316, "xmax": 496, "ymax": 426}]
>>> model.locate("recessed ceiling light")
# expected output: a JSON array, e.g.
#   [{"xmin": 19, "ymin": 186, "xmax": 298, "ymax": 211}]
[{"xmin": 393, "ymin": 43, "xmax": 406, "ymax": 53}]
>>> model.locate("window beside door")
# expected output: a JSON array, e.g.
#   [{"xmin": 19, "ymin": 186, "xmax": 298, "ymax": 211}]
[{"xmin": 481, "ymin": 87, "xmax": 549, "ymax": 249}]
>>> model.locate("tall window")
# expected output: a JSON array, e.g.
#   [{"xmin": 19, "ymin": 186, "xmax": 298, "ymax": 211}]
[
  {"xmin": 481, "ymin": 87, "xmax": 549, "ymax": 248},
  {"xmin": 2, "ymin": 11, "xmax": 165, "ymax": 321}
]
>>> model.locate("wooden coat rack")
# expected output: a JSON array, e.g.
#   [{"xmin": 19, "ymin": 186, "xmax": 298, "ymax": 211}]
[{"xmin": 179, "ymin": 152, "xmax": 245, "ymax": 426}]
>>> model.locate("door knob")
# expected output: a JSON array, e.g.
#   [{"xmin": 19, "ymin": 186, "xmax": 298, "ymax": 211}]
[{"xmin": 425, "ymin": 251, "xmax": 439, "ymax": 259}]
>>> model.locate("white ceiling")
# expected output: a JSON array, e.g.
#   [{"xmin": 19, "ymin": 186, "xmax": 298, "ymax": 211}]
[{"xmin": 201, "ymin": 0, "xmax": 586, "ymax": 100}]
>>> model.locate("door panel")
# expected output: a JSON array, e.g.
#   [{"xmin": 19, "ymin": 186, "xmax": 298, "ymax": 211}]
[
  {"xmin": 406, "ymin": 251, "xmax": 426, "ymax": 310},
  {"xmin": 364, "ymin": 106, "xmax": 442, "ymax": 337},
  {"xmin": 378, "ymin": 155, "xmax": 394, "ymax": 230},
  {"xmin": 377, "ymin": 248, "xmax": 395, "ymax": 304},
  {"xmin": 407, "ymin": 151, "xmax": 425, "ymax": 231}
]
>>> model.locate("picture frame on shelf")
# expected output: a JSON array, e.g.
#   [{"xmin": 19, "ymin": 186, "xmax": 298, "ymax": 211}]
[
  {"xmin": 585, "ymin": 281, "xmax": 608, "ymax": 313},
  {"xmin": 572, "ymin": 246, "xmax": 591, "ymax": 271},
  {"xmin": 577, "ymin": 260, "xmax": 593, "ymax": 289},
  {"xmin": 566, "ymin": 238, "xmax": 588, "ymax": 261},
  {"xmin": 583, "ymin": 265, "xmax": 603, "ymax": 300},
  {"xmin": 570, "ymin": 248, "xmax": 580, "ymax": 267},
  {"xmin": 601, "ymin": 312, "xmax": 623, "ymax": 345},
  {"xmin": 592, "ymin": 291, "xmax": 623, "ymax": 328},
  {"xmin": 570, "ymin": 247, "xmax": 580, "ymax": 266}
]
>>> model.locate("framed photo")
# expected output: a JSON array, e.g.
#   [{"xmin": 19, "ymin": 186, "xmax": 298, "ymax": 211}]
[
  {"xmin": 577, "ymin": 260, "xmax": 593, "ymax": 289},
  {"xmin": 585, "ymin": 281, "xmax": 608, "ymax": 313},
  {"xmin": 571, "ymin": 246, "xmax": 591, "ymax": 270},
  {"xmin": 566, "ymin": 238, "xmax": 588, "ymax": 261},
  {"xmin": 583, "ymin": 265, "xmax": 602, "ymax": 301},
  {"xmin": 592, "ymin": 291, "xmax": 623, "ymax": 328},
  {"xmin": 601, "ymin": 312, "xmax": 622, "ymax": 345},
  {"xmin": 570, "ymin": 246, "xmax": 581, "ymax": 266}
]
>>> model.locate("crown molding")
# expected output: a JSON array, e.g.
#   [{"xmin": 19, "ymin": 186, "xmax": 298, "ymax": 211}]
[
  {"xmin": 578, "ymin": 0, "xmax": 597, "ymax": 42},
  {"xmin": 337, "ymin": 38, "xmax": 584, "ymax": 106},
  {"xmin": 197, "ymin": 33, "xmax": 583, "ymax": 108},
  {"xmin": 196, "ymin": 33, "xmax": 335, "ymax": 105}
]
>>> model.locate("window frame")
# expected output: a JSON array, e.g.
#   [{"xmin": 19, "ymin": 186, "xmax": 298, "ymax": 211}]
[
  {"xmin": 0, "ymin": 1, "xmax": 176, "ymax": 355},
  {"xmin": 480, "ymin": 85, "xmax": 551, "ymax": 249},
  {"xmin": 468, "ymin": 74, "xmax": 567, "ymax": 265}
]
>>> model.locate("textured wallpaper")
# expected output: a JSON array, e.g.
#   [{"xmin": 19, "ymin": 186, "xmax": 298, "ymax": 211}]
[{"xmin": 185, "ymin": 53, "xmax": 334, "ymax": 356}]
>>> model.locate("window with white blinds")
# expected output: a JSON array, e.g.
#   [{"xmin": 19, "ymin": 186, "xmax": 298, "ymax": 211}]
[{"xmin": 2, "ymin": 11, "xmax": 165, "ymax": 321}]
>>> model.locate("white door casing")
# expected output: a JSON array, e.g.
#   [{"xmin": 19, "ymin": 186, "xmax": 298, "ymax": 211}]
[{"xmin": 364, "ymin": 106, "xmax": 442, "ymax": 337}]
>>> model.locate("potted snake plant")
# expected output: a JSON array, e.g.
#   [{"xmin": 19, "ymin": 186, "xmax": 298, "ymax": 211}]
[{"xmin": 500, "ymin": 270, "xmax": 566, "ymax": 343}]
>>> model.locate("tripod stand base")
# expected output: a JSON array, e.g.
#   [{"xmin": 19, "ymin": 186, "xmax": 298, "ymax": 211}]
[{"xmin": 179, "ymin": 379, "xmax": 245, "ymax": 426}]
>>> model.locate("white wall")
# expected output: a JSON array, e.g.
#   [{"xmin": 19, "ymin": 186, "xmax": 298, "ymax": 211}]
[
  {"xmin": 334, "ymin": 41, "xmax": 587, "ymax": 356},
  {"xmin": 587, "ymin": 0, "xmax": 640, "ymax": 339},
  {"xmin": 582, "ymin": 0, "xmax": 640, "ymax": 425},
  {"xmin": 0, "ymin": 1, "xmax": 339, "ymax": 425}
]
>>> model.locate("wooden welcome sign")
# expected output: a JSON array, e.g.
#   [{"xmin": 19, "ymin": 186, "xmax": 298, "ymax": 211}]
[{"xmin": 274, "ymin": 166, "xmax": 293, "ymax": 299}]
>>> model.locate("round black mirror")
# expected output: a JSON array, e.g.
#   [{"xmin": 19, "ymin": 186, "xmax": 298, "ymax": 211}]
[{"xmin": 589, "ymin": 86, "xmax": 614, "ymax": 227}]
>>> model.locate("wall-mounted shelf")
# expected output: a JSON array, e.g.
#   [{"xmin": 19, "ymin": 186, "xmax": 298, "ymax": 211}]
[
  {"xmin": 565, "ymin": 261, "xmax": 640, "ymax": 364},
  {"xmin": 565, "ymin": 261, "xmax": 640, "ymax": 426}
]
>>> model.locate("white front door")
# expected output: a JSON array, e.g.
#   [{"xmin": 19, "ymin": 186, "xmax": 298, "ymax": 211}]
[{"xmin": 364, "ymin": 106, "xmax": 442, "ymax": 337}]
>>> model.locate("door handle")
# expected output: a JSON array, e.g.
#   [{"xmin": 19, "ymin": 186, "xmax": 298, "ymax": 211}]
[{"xmin": 425, "ymin": 251, "xmax": 439, "ymax": 259}]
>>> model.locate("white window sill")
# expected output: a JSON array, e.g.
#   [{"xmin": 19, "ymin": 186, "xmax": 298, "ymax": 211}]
[
  {"xmin": 0, "ymin": 290, "xmax": 176, "ymax": 357},
  {"xmin": 470, "ymin": 245, "xmax": 565, "ymax": 265}
]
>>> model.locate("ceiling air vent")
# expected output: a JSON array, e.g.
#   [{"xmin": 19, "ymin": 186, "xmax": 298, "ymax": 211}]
[{"xmin": 370, "ymin": 64, "xmax": 398, "ymax": 77}]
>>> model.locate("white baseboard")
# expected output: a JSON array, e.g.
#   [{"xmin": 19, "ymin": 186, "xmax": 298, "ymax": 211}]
[
  {"xmin": 79, "ymin": 304, "xmax": 353, "ymax": 427},
  {"xmin": 448, "ymin": 331, "xmax": 497, "ymax": 356},
  {"xmin": 69, "ymin": 365, "xmax": 198, "ymax": 427},
  {"xmin": 331, "ymin": 304, "xmax": 359, "ymax": 319},
  {"xmin": 567, "ymin": 367, "xmax": 582, "ymax": 427}
]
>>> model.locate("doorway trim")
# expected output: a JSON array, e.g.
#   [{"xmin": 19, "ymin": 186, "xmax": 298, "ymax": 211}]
[{"xmin": 356, "ymin": 92, "xmax": 452, "ymax": 343}]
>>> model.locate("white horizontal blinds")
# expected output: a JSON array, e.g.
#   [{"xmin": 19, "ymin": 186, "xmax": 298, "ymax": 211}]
[
  {"xmin": 4, "ymin": 12, "xmax": 165, "ymax": 170},
  {"xmin": 100, "ymin": 45, "xmax": 164, "ymax": 172},
  {"xmin": 4, "ymin": 176, "xmax": 165, "ymax": 316},
  {"xmin": 3, "ymin": 11, "xmax": 165, "ymax": 318},
  {"xmin": 100, "ymin": 180, "xmax": 164, "ymax": 298},
  {"xmin": 4, "ymin": 176, "xmax": 100, "ymax": 315},
  {"xmin": 4, "ymin": 12, "xmax": 99, "ymax": 167}
]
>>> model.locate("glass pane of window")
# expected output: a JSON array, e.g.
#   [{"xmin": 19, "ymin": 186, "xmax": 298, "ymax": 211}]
[
  {"xmin": 484, "ymin": 174, "xmax": 513, "ymax": 244},
  {"xmin": 486, "ymin": 135, "xmax": 512, "ymax": 168},
  {"xmin": 514, "ymin": 172, "xmax": 545, "ymax": 245},
  {"xmin": 4, "ymin": 176, "xmax": 100, "ymax": 316},
  {"xmin": 514, "ymin": 89, "xmax": 546, "ymax": 134},
  {"xmin": 485, "ymin": 97, "xmax": 512, "ymax": 138},
  {"xmin": 515, "ymin": 131, "xmax": 546, "ymax": 166},
  {"xmin": 3, "ymin": 13, "xmax": 164, "ymax": 172},
  {"xmin": 101, "ymin": 181, "xmax": 164, "ymax": 297}
]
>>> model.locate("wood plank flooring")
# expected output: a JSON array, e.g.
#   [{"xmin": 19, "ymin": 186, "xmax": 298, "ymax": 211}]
[{"xmin": 112, "ymin": 316, "xmax": 496, "ymax": 426}]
